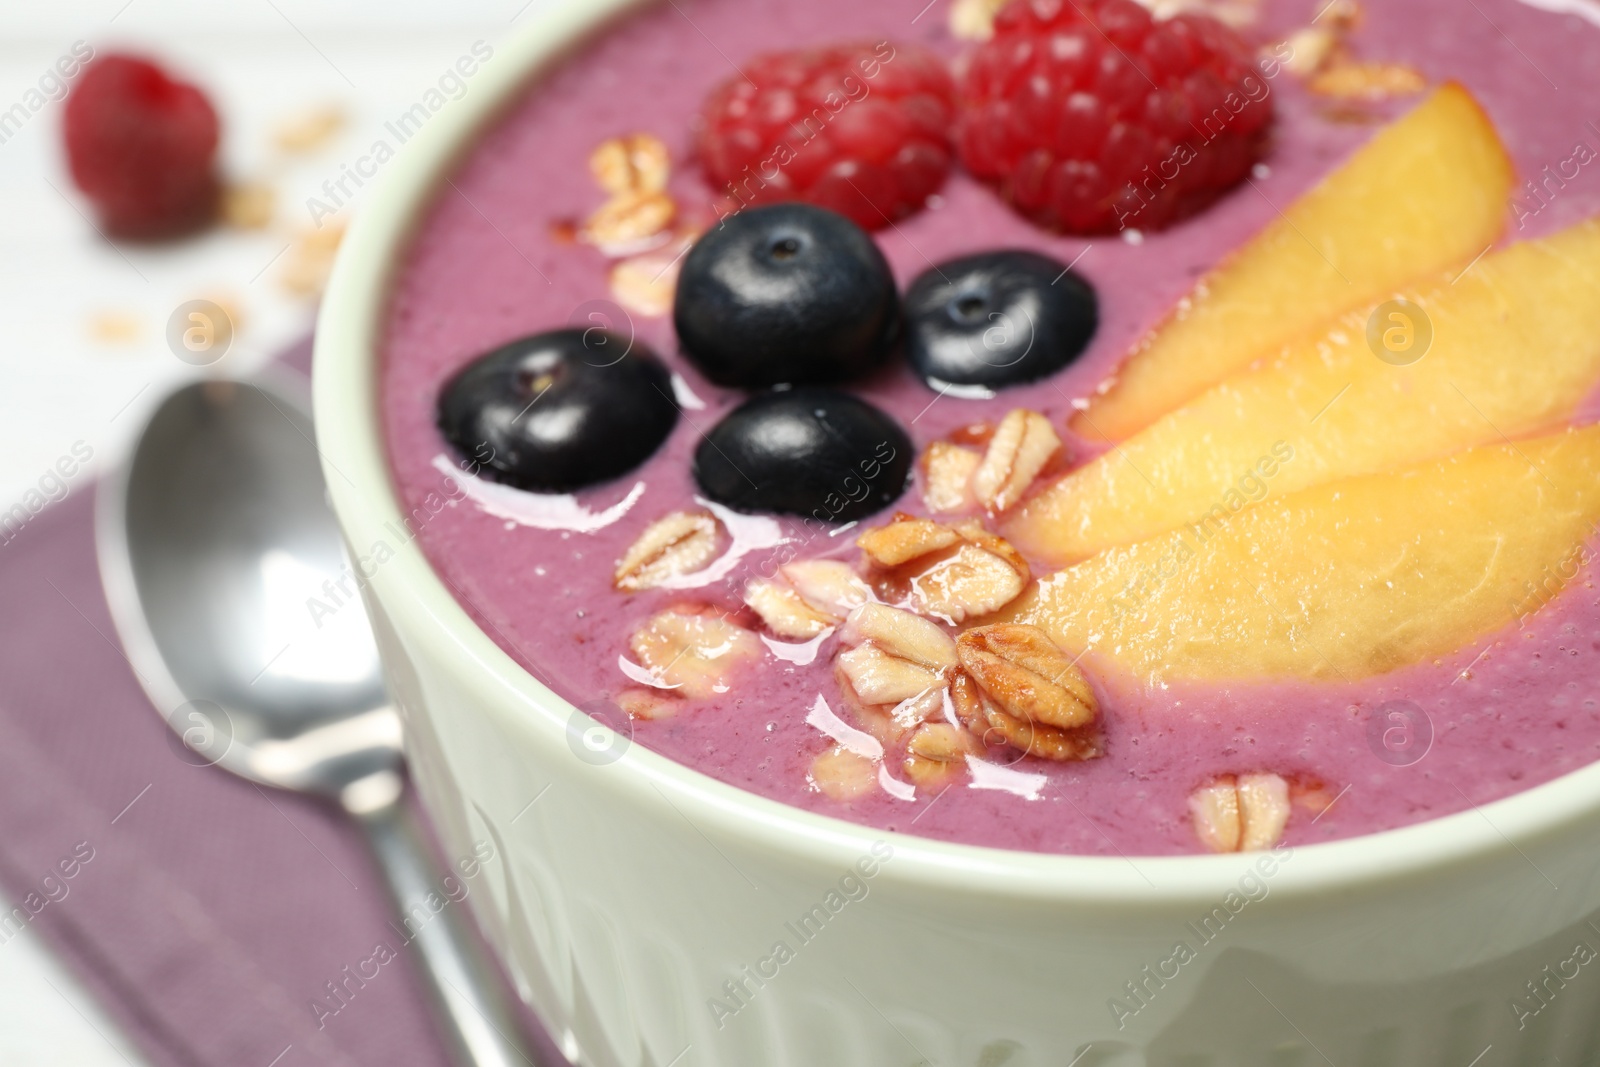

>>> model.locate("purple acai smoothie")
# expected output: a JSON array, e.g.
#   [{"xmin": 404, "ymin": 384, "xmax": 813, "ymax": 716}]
[{"xmin": 378, "ymin": 0, "xmax": 1600, "ymax": 855}]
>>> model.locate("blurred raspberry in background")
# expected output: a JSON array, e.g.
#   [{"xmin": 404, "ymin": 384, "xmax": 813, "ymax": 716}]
[{"xmin": 64, "ymin": 54, "xmax": 220, "ymax": 239}]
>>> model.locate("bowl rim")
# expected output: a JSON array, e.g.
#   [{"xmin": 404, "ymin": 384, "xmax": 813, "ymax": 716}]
[{"xmin": 313, "ymin": 0, "xmax": 1600, "ymax": 907}]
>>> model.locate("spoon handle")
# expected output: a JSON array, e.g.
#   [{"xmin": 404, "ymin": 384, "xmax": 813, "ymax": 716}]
[{"xmin": 357, "ymin": 794, "xmax": 558, "ymax": 1067}]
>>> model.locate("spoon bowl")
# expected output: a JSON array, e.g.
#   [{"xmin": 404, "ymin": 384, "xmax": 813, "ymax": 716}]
[{"xmin": 100, "ymin": 377, "xmax": 401, "ymax": 795}]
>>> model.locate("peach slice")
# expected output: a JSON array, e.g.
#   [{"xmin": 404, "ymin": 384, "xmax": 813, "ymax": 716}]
[
  {"xmin": 1070, "ymin": 83, "xmax": 1513, "ymax": 443},
  {"xmin": 1009, "ymin": 426, "xmax": 1600, "ymax": 683},
  {"xmin": 1007, "ymin": 218, "xmax": 1600, "ymax": 566}
]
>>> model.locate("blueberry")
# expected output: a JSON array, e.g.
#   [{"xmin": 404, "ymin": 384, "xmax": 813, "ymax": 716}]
[
  {"xmin": 674, "ymin": 203, "xmax": 900, "ymax": 388},
  {"xmin": 437, "ymin": 328, "xmax": 677, "ymax": 492},
  {"xmin": 693, "ymin": 389, "xmax": 911, "ymax": 523},
  {"xmin": 904, "ymin": 250, "xmax": 1097, "ymax": 392}
]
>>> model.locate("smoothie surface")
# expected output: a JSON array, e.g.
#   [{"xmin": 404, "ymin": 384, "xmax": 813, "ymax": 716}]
[{"xmin": 379, "ymin": 0, "xmax": 1600, "ymax": 855}]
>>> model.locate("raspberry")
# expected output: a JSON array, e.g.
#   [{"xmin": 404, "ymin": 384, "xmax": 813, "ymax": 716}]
[
  {"xmin": 64, "ymin": 54, "xmax": 220, "ymax": 239},
  {"xmin": 696, "ymin": 41, "xmax": 958, "ymax": 230},
  {"xmin": 958, "ymin": 0, "xmax": 1272, "ymax": 234}
]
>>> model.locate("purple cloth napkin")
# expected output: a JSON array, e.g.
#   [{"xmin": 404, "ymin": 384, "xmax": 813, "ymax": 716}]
[{"xmin": 0, "ymin": 343, "xmax": 556, "ymax": 1066}]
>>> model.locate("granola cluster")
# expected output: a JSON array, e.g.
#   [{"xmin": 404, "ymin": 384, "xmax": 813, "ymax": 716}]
[
  {"xmin": 612, "ymin": 409, "xmax": 1095, "ymax": 780},
  {"xmin": 1271, "ymin": 1, "xmax": 1428, "ymax": 106},
  {"xmin": 579, "ymin": 133, "xmax": 702, "ymax": 318},
  {"xmin": 606, "ymin": 407, "xmax": 1299, "ymax": 851}
]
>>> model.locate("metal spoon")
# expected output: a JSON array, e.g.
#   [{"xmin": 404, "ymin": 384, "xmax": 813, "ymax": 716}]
[{"xmin": 96, "ymin": 374, "xmax": 552, "ymax": 1067}]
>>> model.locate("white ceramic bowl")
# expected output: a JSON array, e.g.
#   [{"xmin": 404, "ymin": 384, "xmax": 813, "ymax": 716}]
[{"xmin": 314, "ymin": 2, "xmax": 1600, "ymax": 1062}]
